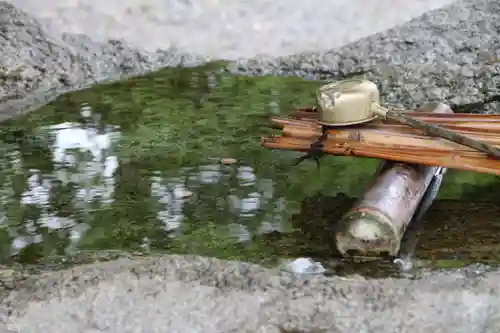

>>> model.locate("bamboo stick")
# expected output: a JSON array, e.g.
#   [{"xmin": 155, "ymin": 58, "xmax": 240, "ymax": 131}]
[
  {"xmin": 278, "ymin": 125, "xmax": 500, "ymax": 150},
  {"xmin": 269, "ymin": 116, "xmax": 500, "ymax": 144},
  {"xmin": 292, "ymin": 107, "xmax": 500, "ymax": 124},
  {"xmin": 262, "ymin": 111, "xmax": 500, "ymax": 175},
  {"xmin": 261, "ymin": 135, "xmax": 500, "ymax": 175},
  {"xmin": 334, "ymin": 103, "xmax": 452, "ymax": 257}
]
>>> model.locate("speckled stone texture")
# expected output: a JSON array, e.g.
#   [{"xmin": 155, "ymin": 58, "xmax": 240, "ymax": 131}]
[
  {"xmin": 0, "ymin": 1, "xmax": 201, "ymax": 120},
  {"xmin": 2, "ymin": 255, "xmax": 499, "ymax": 333},
  {"xmin": 3, "ymin": 0, "xmax": 500, "ymax": 119},
  {"xmin": 232, "ymin": 0, "xmax": 500, "ymax": 113}
]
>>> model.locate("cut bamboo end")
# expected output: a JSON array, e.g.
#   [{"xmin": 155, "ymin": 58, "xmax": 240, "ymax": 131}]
[{"xmin": 335, "ymin": 211, "xmax": 399, "ymax": 256}]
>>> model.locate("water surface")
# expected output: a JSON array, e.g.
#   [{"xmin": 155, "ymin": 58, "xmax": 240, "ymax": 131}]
[{"xmin": 0, "ymin": 61, "xmax": 499, "ymax": 278}]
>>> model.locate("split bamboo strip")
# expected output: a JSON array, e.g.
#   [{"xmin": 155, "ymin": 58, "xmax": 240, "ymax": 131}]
[
  {"xmin": 261, "ymin": 135, "xmax": 500, "ymax": 175},
  {"xmin": 262, "ymin": 108, "xmax": 500, "ymax": 175},
  {"xmin": 277, "ymin": 125, "xmax": 500, "ymax": 149},
  {"xmin": 269, "ymin": 116, "xmax": 500, "ymax": 144}
]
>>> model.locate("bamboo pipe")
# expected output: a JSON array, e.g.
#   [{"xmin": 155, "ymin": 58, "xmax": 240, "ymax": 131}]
[{"xmin": 334, "ymin": 103, "xmax": 452, "ymax": 257}]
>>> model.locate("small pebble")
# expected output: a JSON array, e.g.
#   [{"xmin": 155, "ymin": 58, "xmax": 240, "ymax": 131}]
[{"xmin": 220, "ymin": 157, "xmax": 237, "ymax": 165}]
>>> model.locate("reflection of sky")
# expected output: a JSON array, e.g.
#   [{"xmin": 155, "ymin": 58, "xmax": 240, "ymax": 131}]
[
  {"xmin": 12, "ymin": 117, "xmax": 121, "ymax": 252},
  {"xmin": 5, "ymin": 107, "xmax": 286, "ymax": 254}
]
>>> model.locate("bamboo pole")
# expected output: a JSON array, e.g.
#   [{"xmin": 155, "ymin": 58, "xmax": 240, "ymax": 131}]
[
  {"xmin": 261, "ymin": 107, "xmax": 500, "ymax": 176},
  {"xmin": 261, "ymin": 126, "xmax": 500, "ymax": 175},
  {"xmin": 383, "ymin": 107, "xmax": 500, "ymax": 158},
  {"xmin": 334, "ymin": 103, "xmax": 452, "ymax": 257}
]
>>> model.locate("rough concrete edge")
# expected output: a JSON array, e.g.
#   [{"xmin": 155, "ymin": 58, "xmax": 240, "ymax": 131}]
[{"xmin": 1, "ymin": 254, "xmax": 497, "ymax": 317}]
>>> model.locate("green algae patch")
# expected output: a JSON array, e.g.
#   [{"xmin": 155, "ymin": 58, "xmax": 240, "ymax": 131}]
[{"xmin": 0, "ymin": 61, "xmax": 499, "ymax": 276}]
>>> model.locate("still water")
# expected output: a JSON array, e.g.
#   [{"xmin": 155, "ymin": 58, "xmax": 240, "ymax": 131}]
[{"xmin": 0, "ymin": 61, "xmax": 499, "ymax": 277}]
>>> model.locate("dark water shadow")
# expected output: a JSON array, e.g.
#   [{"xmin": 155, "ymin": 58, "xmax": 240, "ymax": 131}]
[{"xmin": 262, "ymin": 189, "xmax": 500, "ymax": 278}]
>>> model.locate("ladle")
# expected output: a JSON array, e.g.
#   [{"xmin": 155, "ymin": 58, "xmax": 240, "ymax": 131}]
[{"xmin": 316, "ymin": 79, "xmax": 500, "ymax": 158}]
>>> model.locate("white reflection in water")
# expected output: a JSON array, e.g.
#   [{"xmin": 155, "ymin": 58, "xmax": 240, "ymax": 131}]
[
  {"xmin": 49, "ymin": 122, "xmax": 119, "ymax": 207},
  {"xmin": 151, "ymin": 173, "xmax": 189, "ymax": 232},
  {"xmin": 196, "ymin": 164, "xmax": 221, "ymax": 184},
  {"xmin": 4, "ymin": 108, "xmax": 287, "ymax": 254},
  {"xmin": 152, "ymin": 164, "xmax": 283, "ymax": 242},
  {"xmin": 237, "ymin": 166, "xmax": 256, "ymax": 186},
  {"xmin": 10, "ymin": 107, "xmax": 121, "ymax": 253}
]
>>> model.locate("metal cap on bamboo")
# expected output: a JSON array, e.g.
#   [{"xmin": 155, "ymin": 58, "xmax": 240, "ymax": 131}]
[{"xmin": 316, "ymin": 79, "xmax": 380, "ymax": 126}]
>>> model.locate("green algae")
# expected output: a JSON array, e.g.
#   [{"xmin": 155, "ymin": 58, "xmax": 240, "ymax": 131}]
[{"xmin": 0, "ymin": 61, "xmax": 498, "ymax": 277}]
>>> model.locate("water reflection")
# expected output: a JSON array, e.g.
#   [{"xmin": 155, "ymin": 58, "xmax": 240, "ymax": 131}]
[
  {"xmin": 5, "ymin": 106, "xmax": 119, "ymax": 256},
  {"xmin": 0, "ymin": 105, "xmax": 290, "ymax": 260}
]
